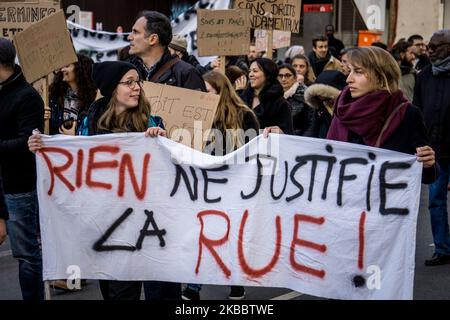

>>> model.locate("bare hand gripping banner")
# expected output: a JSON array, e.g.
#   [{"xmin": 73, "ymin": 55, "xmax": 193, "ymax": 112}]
[{"xmin": 36, "ymin": 133, "xmax": 422, "ymax": 300}]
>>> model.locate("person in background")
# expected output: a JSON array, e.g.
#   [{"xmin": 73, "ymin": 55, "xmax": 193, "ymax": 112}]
[
  {"xmin": 48, "ymin": 54, "xmax": 97, "ymax": 136},
  {"xmin": 291, "ymin": 54, "xmax": 316, "ymax": 86},
  {"xmin": 278, "ymin": 64, "xmax": 315, "ymax": 137},
  {"xmin": 408, "ymin": 34, "xmax": 431, "ymax": 73},
  {"xmin": 168, "ymin": 34, "xmax": 209, "ymax": 75},
  {"xmin": 305, "ymin": 70, "xmax": 347, "ymax": 139},
  {"xmin": 0, "ymin": 171, "xmax": 8, "ymax": 246},
  {"xmin": 391, "ymin": 39, "xmax": 416, "ymax": 101},
  {"xmin": 371, "ymin": 41, "xmax": 388, "ymax": 51},
  {"xmin": 308, "ymin": 35, "xmax": 343, "ymax": 77},
  {"xmin": 226, "ymin": 65, "xmax": 247, "ymax": 91},
  {"xmin": 127, "ymin": 11, "xmax": 206, "ymax": 91},
  {"xmin": 325, "ymin": 24, "xmax": 345, "ymax": 58},
  {"xmin": 239, "ymin": 58, "xmax": 293, "ymax": 135},
  {"xmin": 413, "ymin": 29, "xmax": 450, "ymax": 266},
  {"xmin": 339, "ymin": 48, "xmax": 351, "ymax": 76},
  {"xmin": 0, "ymin": 38, "xmax": 44, "ymax": 300}
]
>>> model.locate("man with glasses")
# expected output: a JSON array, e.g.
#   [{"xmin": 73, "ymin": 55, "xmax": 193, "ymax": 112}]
[
  {"xmin": 413, "ymin": 29, "xmax": 450, "ymax": 266},
  {"xmin": 408, "ymin": 34, "xmax": 431, "ymax": 73},
  {"xmin": 127, "ymin": 11, "xmax": 206, "ymax": 92}
]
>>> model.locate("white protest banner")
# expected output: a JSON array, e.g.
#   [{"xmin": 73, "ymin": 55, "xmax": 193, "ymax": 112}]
[
  {"xmin": 233, "ymin": 0, "xmax": 301, "ymax": 33},
  {"xmin": 197, "ymin": 9, "xmax": 250, "ymax": 57},
  {"xmin": 67, "ymin": 20, "xmax": 130, "ymax": 62},
  {"xmin": 0, "ymin": 0, "xmax": 60, "ymax": 40},
  {"xmin": 172, "ymin": 0, "xmax": 231, "ymax": 65},
  {"xmin": 142, "ymin": 82, "xmax": 220, "ymax": 150},
  {"xmin": 14, "ymin": 10, "xmax": 77, "ymax": 83},
  {"xmin": 255, "ymin": 29, "xmax": 291, "ymax": 52},
  {"xmin": 36, "ymin": 134, "xmax": 422, "ymax": 300}
]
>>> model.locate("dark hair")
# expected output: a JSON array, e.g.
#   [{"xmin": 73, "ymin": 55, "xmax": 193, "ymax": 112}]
[
  {"xmin": 49, "ymin": 54, "xmax": 97, "ymax": 115},
  {"xmin": 0, "ymin": 38, "xmax": 16, "ymax": 70},
  {"xmin": 118, "ymin": 45, "xmax": 132, "ymax": 61},
  {"xmin": 225, "ymin": 65, "xmax": 246, "ymax": 86},
  {"xmin": 371, "ymin": 41, "xmax": 388, "ymax": 51},
  {"xmin": 278, "ymin": 63, "xmax": 296, "ymax": 77},
  {"xmin": 390, "ymin": 39, "xmax": 414, "ymax": 61},
  {"xmin": 138, "ymin": 11, "xmax": 172, "ymax": 47},
  {"xmin": 407, "ymin": 34, "xmax": 424, "ymax": 43},
  {"xmin": 252, "ymin": 57, "xmax": 280, "ymax": 99},
  {"xmin": 312, "ymin": 35, "xmax": 328, "ymax": 48}
]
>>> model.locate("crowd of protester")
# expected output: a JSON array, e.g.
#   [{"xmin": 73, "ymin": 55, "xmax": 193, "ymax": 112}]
[{"xmin": 1, "ymin": 10, "xmax": 449, "ymax": 301}]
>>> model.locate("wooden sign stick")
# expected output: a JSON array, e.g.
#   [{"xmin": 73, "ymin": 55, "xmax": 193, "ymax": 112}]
[
  {"xmin": 267, "ymin": 30, "xmax": 274, "ymax": 59},
  {"xmin": 219, "ymin": 56, "xmax": 226, "ymax": 75},
  {"xmin": 43, "ymin": 75, "xmax": 50, "ymax": 135}
]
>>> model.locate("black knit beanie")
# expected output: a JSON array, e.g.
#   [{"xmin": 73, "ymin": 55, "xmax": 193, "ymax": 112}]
[
  {"xmin": 0, "ymin": 38, "xmax": 16, "ymax": 65},
  {"xmin": 315, "ymin": 70, "xmax": 348, "ymax": 91},
  {"xmin": 92, "ymin": 61, "xmax": 137, "ymax": 99}
]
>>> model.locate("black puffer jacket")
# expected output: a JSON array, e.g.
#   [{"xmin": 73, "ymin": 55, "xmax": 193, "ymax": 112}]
[
  {"xmin": 240, "ymin": 82, "xmax": 294, "ymax": 135},
  {"xmin": 413, "ymin": 64, "xmax": 450, "ymax": 161},
  {"xmin": 129, "ymin": 49, "xmax": 206, "ymax": 91},
  {"xmin": 0, "ymin": 65, "xmax": 44, "ymax": 194},
  {"xmin": 284, "ymin": 83, "xmax": 315, "ymax": 137}
]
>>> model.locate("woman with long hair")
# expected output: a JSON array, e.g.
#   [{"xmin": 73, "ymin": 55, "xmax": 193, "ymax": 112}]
[
  {"xmin": 291, "ymin": 54, "xmax": 316, "ymax": 86},
  {"xmin": 48, "ymin": 54, "xmax": 97, "ymax": 135},
  {"xmin": 239, "ymin": 58, "xmax": 293, "ymax": 135},
  {"xmin": 29, "ymin": 61, "xmax": 168, "ymax": 300},
  {"xmin": 278, "ymin": 63, "xmax": 315, "ymax": 137},
  {"xmin": 327, "ymin": 46, "xmax": 437, "ymax": 183}
]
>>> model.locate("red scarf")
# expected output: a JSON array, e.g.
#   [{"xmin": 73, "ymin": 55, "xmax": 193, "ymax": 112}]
[{"xmin": 327, "ymin": 88, "xmax": 409, "ymax": 147}]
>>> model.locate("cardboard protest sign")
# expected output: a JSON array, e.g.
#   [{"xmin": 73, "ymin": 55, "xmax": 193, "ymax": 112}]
[
  {"xmin": 13, "ymin": 10, "xmax": 78, "ymax": 83},
  {"xmin": 36, "ymin": 134, "xmax": 422, "ymax": 300},
  {"xmin": 255, "ymin": 29, "xmax": 291, "ymax": 52},
  {"xmin": 233, "ymin": 0, "xmax": 301, "ymax": 33},
  {"xmin": 0, "ymin": 0, "xmax": 60, "ymax": 40},
  {"xmin": 142, "ymin": 82, "xmax": 220, "ymax": 150},
  {"xmin": 197, "ymin": 9, "xmax": 251, "ymax": 57}
]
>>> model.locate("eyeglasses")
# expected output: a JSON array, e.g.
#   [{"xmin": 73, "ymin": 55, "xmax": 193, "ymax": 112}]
[
  {"xmin": 278, "ymin": 73, "xmax": 294, "ymax": 79},
  {"xmin": 119, "ymin": 79, "xmax": 143, "ymax": 89},
  {"xmin": 427, "ymin": 42, "xmax": 450, "ymax": 51}
]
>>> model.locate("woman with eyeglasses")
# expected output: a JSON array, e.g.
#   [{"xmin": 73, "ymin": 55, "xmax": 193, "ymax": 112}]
[
  {"xmin": 28, "ymin": 61, "xmax": 166, "ymax": 300},
  {"xmin": 327, "ymin": 46, "xmax": 437, "ymax": 183},
  {"xmin": 48, "ymin": 54, "xmax": 97, "ymax": 136},
  {"xmin": 278, "ymin": 64, "xmax": 315, "ymax": 137}
]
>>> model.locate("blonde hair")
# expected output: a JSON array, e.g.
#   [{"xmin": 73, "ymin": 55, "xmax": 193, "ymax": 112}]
[
  {"xmin": 203, "ymin": 71, "xmax": 259, "ymax": 149},
  {"xmin": 97, "ymin": 89, "xmax": 151, "ymax": 133},
  {"xmin": 347, "ymin": 46, "xmax": 401, "ymax": 93}
]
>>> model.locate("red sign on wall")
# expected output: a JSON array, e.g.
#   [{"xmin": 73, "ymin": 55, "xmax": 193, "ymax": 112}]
[{"xmin": 303, "ymin": 4, "xmax": 334, "ymax": 13}]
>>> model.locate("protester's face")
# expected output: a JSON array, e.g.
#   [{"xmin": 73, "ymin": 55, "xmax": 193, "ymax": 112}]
[
  {"xmin": 205, "ymin": 81, "xmax": 218, "ymax": 94},
  {"xmin": 340, "ymin": 53, "xmax": 350, "ymax": 76},
  {"xmin": 412, "ymin": 39, "xmax": 427, "ymax": 56},
  {"xmin": 292, "ymin": 58, "xmax": 307, "ymax": 76},
  {"xmin": 278, "ymin": 68, "xmax": 296, "ymax": 91},
  {"xmin": 61, "ymin": 64, "xmax": 76, "ymax": 84},
  {"xmin": 325, "ymin": 26, "xmax": 334, "ymax": 37},
  {"xmin": 405, "ymin": 46, "xmax": 416, "ymax": 65},
  {"xmin": 249, "ymin": 62, "xmax": 266, "ymax": 90},
  {"xmin": 115, "ymin": 70, "xmax": 141, "ymax": 110},
  {"xmin": 128, "ymin": 17, "xmax": 152, "ymax": 56},
  {"xmin": 248, "ymin": 45, "xmax": 257, "ymax": 62},
  {"xmin": 313, "ymin": 41, "xmax": 329, "ymax": 59},
  {"xmin": 428, "ymin": 33, "xmax": 450, "ymax": 64},
  {"xmin": 346, "ymin": 63, "xmax": 378, "ymax": 98}
]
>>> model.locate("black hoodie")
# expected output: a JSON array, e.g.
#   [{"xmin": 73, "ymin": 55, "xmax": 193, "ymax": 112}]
[{"xmin": 0, "ymin": 65, "xmax": 44, "ymax": 194}]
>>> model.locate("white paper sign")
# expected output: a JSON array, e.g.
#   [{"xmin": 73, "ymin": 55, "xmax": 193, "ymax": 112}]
[{"xmin": 36, "ymin": 134, "xmax": 422, "ymax": 300}]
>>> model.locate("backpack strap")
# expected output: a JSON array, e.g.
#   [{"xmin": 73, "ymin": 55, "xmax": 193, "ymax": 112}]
[{"xmin": 149, "ymin": 58, "xmax": 180, "ymax": 82}]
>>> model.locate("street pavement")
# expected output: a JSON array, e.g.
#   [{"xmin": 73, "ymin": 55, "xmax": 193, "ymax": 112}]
[{"xmin": 0, "ymin": 187, "xmax": 449, "ymax": 300}]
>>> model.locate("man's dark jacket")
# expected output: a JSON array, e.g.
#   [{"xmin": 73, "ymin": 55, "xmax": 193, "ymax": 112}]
[
  {"xmin": 413, "ymin": 64, "xmax": 450, "ymax": 161},
  {"xmin": 0, "ymin": 65, "xmax": 44, "ymax": 194}
]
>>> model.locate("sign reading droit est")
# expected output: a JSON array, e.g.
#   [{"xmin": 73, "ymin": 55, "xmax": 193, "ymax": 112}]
[
  {"xmin": 13, "ymin": 10, "xmax": 78, "ymax": 83},
  {"xmin": 197, "ymin": 9, "xmax": 251, "ymax": 57},
  {"xmin": 233, "ymin": 0, "xmax": 301, "ymax": 33}
]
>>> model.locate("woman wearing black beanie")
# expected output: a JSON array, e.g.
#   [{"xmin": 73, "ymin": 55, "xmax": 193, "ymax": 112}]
[
  {"xmin": 239, "ymin": 58, "xmax": 294, "ymax": 135},
  {"xmin": 28, "ymin": 61, "xmax": 168, "ymax": 300}
]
